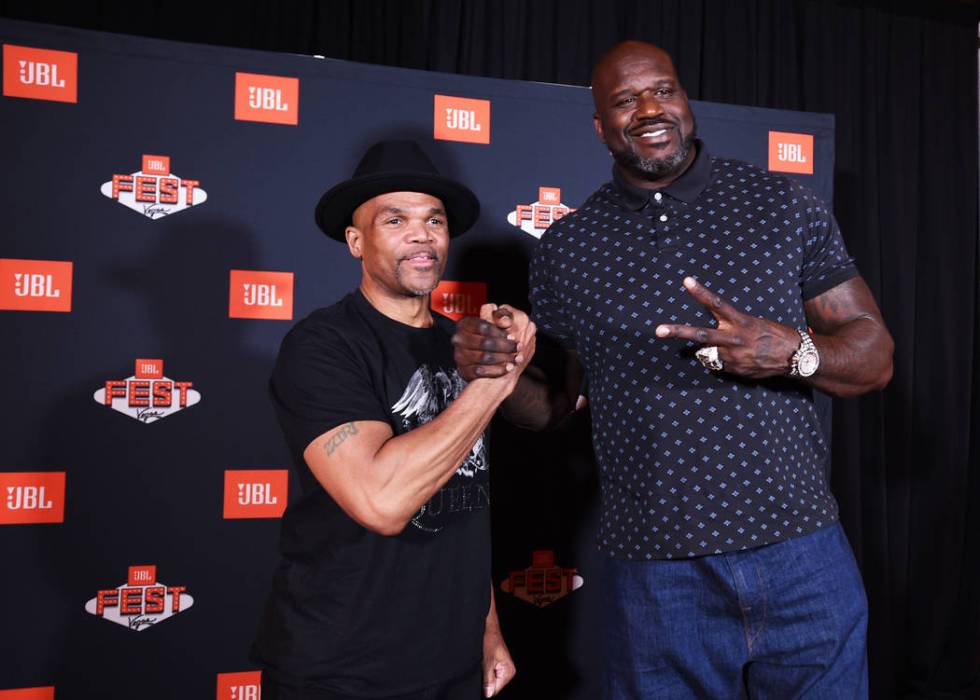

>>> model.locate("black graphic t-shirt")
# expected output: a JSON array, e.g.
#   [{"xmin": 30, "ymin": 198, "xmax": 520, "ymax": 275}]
[{"xmin": 251, "ymin": 290, "xmax": 490, "ymax": 696}]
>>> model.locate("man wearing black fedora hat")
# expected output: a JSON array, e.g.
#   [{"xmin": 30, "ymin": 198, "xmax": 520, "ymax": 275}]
[{"xmin": 251, "ymin": 140, "xmax": 532, "ymax": 699}]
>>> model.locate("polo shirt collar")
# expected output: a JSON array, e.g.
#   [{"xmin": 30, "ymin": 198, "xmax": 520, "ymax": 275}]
[{"xmin": 611, "ymin": 139, "xmax": 712, "ymax": 209}]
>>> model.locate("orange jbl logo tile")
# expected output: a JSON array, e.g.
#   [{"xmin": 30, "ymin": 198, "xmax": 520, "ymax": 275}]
[
  {"xmin": 216, "ymin": 671, "xmax": 262, "ymax": 700},
  {"xmin": 768, "ymin": 131, "xmax": 814, "ymax": 174},
  {"xmin": 128, "ymin": 565, "xmax": 157, "ymax": 586},
  {"xmin": 0, "ymin": 472, "xmax": 65, "ymax": 525},
  {"xmin": 235, "ymin": 72, "xmax": 298, "ymax": 125},
  {"xmin": 433, "ymin": 95, "xmax": 490, "ymax": 144},
  {"xmin": 538, "ymin": 187, "xmax": 561, "ymax": 204},
  {"xmin": 134, "ymin": 358, "xmax": 164, "ymax": 379},
  {"xmin": 224, "ymin": 470, "xmax": 288, "ymax": 519},
  {"xmin": 0, "ymin": 687, "xmax": 56, "ymax": 700},
  {"xmin": 0, "ymin": 259, "xmax": 73, "ymax": 312},
  {"xmin": 229, "ymin": 270, "xmax": 294, "ymax": 320},
  {"xmin": 3, "ymin": 44, "xmax": 77, "ymax": 103},
  {"xmin": 142, "ymin": 155, "xmax": 170, "ymax": 176},
  {"xmin": 431, "ymin": 280, "xmax": 488, "ymax": 321}
]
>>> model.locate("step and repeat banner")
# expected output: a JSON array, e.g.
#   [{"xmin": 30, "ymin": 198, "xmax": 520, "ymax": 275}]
[{"xmin": 0, "ymin": 18, "xmax": 835, "ymax": 700}]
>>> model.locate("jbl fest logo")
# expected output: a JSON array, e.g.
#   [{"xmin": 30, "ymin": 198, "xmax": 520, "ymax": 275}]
[
  {"xmin": 500, "ymin": 550, "xmax": 583, "ymax": 608},
  {"xmin": 3, "ymin": 44, "xmax": 77, "ymax": 103},
  {"xmin": 0, "ymin": 258, "xmax": 72, "ymax": 312},
  {"xmin": 0, "ymin": 687, "xmax": 56, "ymax": 700},
  {"xmin": 93, "ymin": 358, "xmax": 201, "ymax": 424},
  {"xmin": 229, "ymin": 270, "xmax": 294, "ymax": 320},
  {"xmin": 0, "ymin": 472, "xmax": 65, "ymax": 525},
  {"xmin": 507, "ymin": 187, "xmax": 575, "ymax": 239},
  {"xmin": 217, "ymin": 671, "xmax": 262, "ymax": 700},
  {"xmin": 431, "ymin": 280, "xmax": 487, "ymax": 321},
  {"xmin": 224, "ymin": 470, "xmax": 288, "ymax": 519},
  {"xmin": 100, "ymin": 154, "xmax": 207, "ymax": 220},
  {"xmin": 433, "ymin": 94, "xmax": 490, "ymax": 144},
  {"xmin": 84, "ymin": 565, "xmax": 194, "ymax": 632},
  {"xmin": 235, "ymin": 72, "xmax": 299, "ymax": 125},
  {"xmin": 768, "ymin": 131, "xmax": 814, "ymax": 174}
]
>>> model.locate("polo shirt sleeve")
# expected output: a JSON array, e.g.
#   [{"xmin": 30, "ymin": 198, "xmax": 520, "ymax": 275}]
[
  {"xmin": 269, "ymin": 323, "xmax": 390, "ymax": 459},
  {"xmin": 793, "ymin": 181, "xmax": 859, "ymax": 300},
  {"xmin": 528, "ymin": 230, "xmax": 577, "ymax": 350}
]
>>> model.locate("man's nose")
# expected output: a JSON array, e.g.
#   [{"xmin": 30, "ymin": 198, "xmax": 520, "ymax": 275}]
[
  {"xmin": 406, "ymin": 220, "xmax": 433, "ymax": 242},
  {"xmin": 635, "ymin": 93, "xmax": 665, "ymax": 119}
]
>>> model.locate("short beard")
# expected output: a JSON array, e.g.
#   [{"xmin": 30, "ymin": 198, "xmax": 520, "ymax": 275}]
[
  {"xmin": 395, "ymin": 262, "xmax": 442, "ymax": 297},
  {"xmin": 613, "ymin": 129, "xmax": 697, "ymax": 181}
]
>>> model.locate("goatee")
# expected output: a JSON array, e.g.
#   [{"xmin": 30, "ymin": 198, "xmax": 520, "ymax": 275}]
[{"xmin": 613, "ymin": 130, "xmax": 697, "ymax": 181}]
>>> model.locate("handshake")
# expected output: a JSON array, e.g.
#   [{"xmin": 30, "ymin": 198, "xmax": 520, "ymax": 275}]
[{"xmin": 452, "ymin": 304, "xmax": 538, "ymax": 382}]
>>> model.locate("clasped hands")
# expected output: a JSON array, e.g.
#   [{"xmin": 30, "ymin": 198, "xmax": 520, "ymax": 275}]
[
  {"xmin": 453, "ymin": 304, "xmax": 537, "ymax": 382},
  {"xmin": 453, "ymin": 277, "xmax": 802, "ymax": 379}
]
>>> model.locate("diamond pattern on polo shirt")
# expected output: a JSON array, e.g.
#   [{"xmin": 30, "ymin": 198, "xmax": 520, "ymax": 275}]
[{"xmin": 529, "ymin": 156, "xmax": 849, "ymax": 559}]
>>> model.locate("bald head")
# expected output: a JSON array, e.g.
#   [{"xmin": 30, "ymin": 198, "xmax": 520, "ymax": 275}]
[
  {"xmin": 591, "ymin": 41, "xmax": 679, "ymax": 110},
  {"xmin": 589, "ymin": 40, "xmax": 696, "ymax": 188}
]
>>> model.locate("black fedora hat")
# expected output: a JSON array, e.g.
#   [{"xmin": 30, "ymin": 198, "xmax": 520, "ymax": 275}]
[{"xmin": 315, "ymin": 140, "xmax": 480, "ymax": 241}]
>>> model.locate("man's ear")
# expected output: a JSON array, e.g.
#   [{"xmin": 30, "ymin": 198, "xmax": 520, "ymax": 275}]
[
  {"xmin": 345, "ymin": 226, "xmax": 363, "ymax": 259},
  {"xmin": 593, "ymin": 112, "xmax": 606, "ymax": 145}
]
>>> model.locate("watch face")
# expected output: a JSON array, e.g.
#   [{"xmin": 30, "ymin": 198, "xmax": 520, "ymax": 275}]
[{"xmin": 799, "ymin": 351, "xmax": 819, "ymax": 377}]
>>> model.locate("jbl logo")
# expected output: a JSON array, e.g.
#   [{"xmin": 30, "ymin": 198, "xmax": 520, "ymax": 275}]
[
  {"xmin": 235, "ymin": 72, "xmax": 298, "ymax": 125},
  {"xmin": 229, "ymin": 686, "xmax": 260, "ymax": 700},
  {"xmin": 229, "ymin": 270, "xmax": 293, "ymax": 320},
  {"xmin": 1, "ymin": 259, "xmax": 73, "ymax": 312},
  {"xmin": 0, "ymin": 472, "xmax": 66, "ymax": 525},
  {"xmin": 14, "ymin": 273, "xmax": 60, "ymax": 298},
  {"xmin": 216, "ymin": 671, "xmax": 263, "ymax": 700},
  {"xmin": 237, "ymin": 482, "xmax": 278, "ymax": 506},
  {"xmin": 768, "ymin": 131, "xmax": 814, "ymax": 175},
  {"xmin": 3, "ymin": 44, "xmax": 77, "ymax": 103},
  {"xmin": 440, "ymin": 293, "xmax": 474, "ymax": 316},
  {"xmin": 243, "ymin": 283, "xmax": 283, "ymax": 307},
  {"xmin": 6, "ymin": 486, "xmax": 53, "ymax": 510},
  {"xmin": 777, "ymin": 143, "xmax": 808, "ymax": 163},
  {"xmin": 431, "ymin": 280, "xmax": 488, "ymax": 321},
  {"xmin": 224, "ymin": 470, "xmax": 288, "ymax": 519},
  {"xmin": 248, "ymin": 86, "xmax": 288, "ymax": 111},
  {"xmin": 433, "ymin": 95, "xmax": 491, "ymax": 144},
  {"xmin": 19, "ymin": 60, "xmax": 64, "ymax": 87},
  {"xmin": 445, "ymin": 108, "xmax": 481, "ymax": 132}
]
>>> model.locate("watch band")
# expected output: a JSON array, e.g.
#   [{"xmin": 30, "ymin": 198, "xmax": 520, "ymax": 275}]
[{"xmin": 789, "ymin": 329, "xmax": 819, "ymax": 378}]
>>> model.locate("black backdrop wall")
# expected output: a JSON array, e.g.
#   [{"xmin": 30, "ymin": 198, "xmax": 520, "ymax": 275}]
[{"xmin": 1, "ymin": 2, "xmax": 977, "ymax": 699}]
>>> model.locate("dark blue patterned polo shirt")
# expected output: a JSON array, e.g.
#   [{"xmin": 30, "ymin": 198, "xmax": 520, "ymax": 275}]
[{"xmin": 529, "ymin": 142, "xmax": 858, "ymax": 560}]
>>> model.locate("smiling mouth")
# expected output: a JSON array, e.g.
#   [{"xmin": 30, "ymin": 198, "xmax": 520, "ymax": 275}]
[
  {"xmin": 400, "ymin": 251, "xmax": 439, "ymax": 268},
  {"xmin": 632, "ymin": 124, "xmax": 674, "ymax": 140}
]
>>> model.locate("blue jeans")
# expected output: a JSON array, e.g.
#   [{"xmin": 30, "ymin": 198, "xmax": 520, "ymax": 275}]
[{"xmin": 602, "ymin": 523, "xmax": 868, "ymax": 699}]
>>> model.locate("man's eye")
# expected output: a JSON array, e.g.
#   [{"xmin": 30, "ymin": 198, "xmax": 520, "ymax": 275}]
[
  {"xmin": 386, "ymin": 218, "xmax": 402, "ymax": 225},
  {"xmin": 617, "ymin": 96, "xmax": 635, "ymax": 106},
  {"xmin": 657, "ymin": 88, "xmax": 674, "ymax": 97},
  {"xmin": 428, "ymin": 218, "xmax": 446, "ymax": 226}
]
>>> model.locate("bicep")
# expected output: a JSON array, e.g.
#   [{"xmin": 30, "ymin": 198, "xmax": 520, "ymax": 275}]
[
  {"xmin": 302, "ymin": 420, "xmax": 394, "ymax": 517},
  {"xmin": 804, "ymin": 276, "xmax": 884, "ymax": 335}
]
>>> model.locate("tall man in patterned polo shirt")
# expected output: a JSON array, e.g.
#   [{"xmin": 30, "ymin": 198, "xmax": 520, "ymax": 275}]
[{"xmin": 454, "ymin": 41, "xmax": 893, "ymax": 698}]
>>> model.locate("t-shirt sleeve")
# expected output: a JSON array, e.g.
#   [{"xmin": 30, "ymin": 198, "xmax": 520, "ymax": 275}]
[
  {"xmin": 269, "ymin": 323, "xmax": 390, "ymax": 457},
  {"xmin": 793, "ymin": 181, "xmax": 859, "ymax": 300},
  {"xmin": 528, "ymin": 231, "xmax": 577, "ymax": 350}
]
